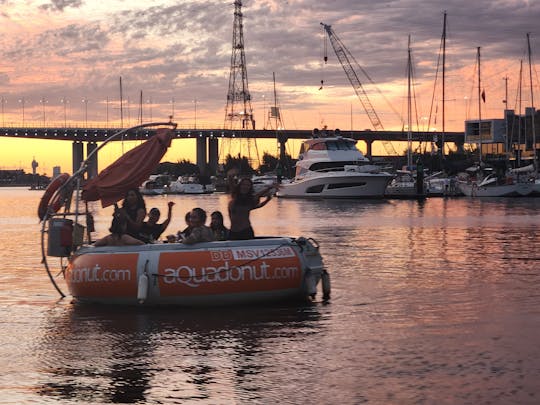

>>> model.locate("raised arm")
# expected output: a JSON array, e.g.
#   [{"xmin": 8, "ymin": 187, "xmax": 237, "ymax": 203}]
[
  {"xmin": 254, "ymin": 185, "xmax": 274, "ymax": 200},
  {"xmin": 161, "ymin": 201, "xmax": 175, "ymax": 230},
  {"xmin": 254, "ymin": 194, "xmax": 272, "ymax": 209}
]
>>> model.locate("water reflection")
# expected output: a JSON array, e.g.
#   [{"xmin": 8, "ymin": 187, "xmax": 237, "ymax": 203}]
[
  {"xmin": 4, "ymin": 189, "xmax": 540, "ymax": 404},
  {"xmin": 33, "ymin": 303, "xmax": 323, "ymax": 403}
]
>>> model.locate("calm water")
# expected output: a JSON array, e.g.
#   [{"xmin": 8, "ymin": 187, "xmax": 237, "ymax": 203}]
[{"xmin": 1, "ymin": 187, "xmax": 540, "ymax": 404}]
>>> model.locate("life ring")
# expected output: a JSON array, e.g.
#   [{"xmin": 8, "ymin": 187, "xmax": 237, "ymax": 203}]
[{"xmin": 38, "ymin": 173, "xmax": 70, "ymax": 220}]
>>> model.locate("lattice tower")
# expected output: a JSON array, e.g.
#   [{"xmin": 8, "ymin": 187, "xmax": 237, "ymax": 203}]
[{"xmin": 223, "ymin": 0, "xmax": 260, "ymax": 168}]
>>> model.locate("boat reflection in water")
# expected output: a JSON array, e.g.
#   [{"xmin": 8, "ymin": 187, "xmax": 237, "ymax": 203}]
[{"xmin": 33, "ymin": 303, "xmax": 323, "ymax": 404}]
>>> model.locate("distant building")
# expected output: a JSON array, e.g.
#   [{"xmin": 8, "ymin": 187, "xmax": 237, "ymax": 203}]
[
  {"xmin": 0, "ymin": 169, "xmax": 49, "ymax": 186},
  {"xmin": 465, "ymin": 108, "xmax": 540, "ymax": 161},
  {"xmin": 52, "ymin": 166, "xmax": 61, "ymax": 179},
  {"xmin": 0, "ymin": 170, "xmax": 25, "ymax": 185}
]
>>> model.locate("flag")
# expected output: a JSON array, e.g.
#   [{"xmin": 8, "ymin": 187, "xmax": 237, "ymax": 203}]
[{"xmin": 481, "ymin": 89, "xmax": 486, "ymax": 103}]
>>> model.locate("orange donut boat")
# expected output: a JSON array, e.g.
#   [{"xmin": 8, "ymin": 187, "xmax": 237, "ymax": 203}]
[
  {"xmin": 65, "ymin": 237, "xmax": 328, "ymax": 306},
  {"xmin": 39, "ymin": 122, "xmax": 330, "ymax": 306}
]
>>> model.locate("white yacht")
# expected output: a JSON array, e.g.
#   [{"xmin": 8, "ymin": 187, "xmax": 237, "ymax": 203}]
[
  {"xmin": 252, "ymin": 174, "xmax": 278, "ymax": 194},
  {"xmin": 167, "ymin": 175, "xmax": 213, "ymax": 194},
  {"xmin": 139, "ymin": 175, "xmax": 169, "ymax": 195},
  {"xmin": 276, "ymin": 132, "xmax": 393, "ymax": 199}
]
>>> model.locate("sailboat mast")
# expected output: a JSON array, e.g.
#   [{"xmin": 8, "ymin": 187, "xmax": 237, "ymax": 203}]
[
  {"xmin": 119, "ymin": 76, "xmax": 124, "ymax": 129},
  {"xmin": 441, "ymin": 11, "xmax": 447, "ymax": 159},
  {"xmin": 518, "ymin": 60, "xmax": 523, "ymax": 166},
  {"xmin": 503, "ymin": 76, "xmax": 508, "ymax": 155},
  {"xmin": 407, "ymin": 35, "xmax": 413, "ymax": 169},
  {"xmin": 527, "ymin": 33, "xmax": 537, "ymax": 170},
  {"xmin": 477, "ymin": 47, "xmax": 482, "ymax": 164},
  {"xmin": 273, "ymin": 71, "xmax": 278, "ymax": 131}
]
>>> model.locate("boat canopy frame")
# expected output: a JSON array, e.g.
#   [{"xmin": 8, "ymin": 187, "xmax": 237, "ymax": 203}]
[{"xmin": 40, "ymin": 121, "xmax": 178, "ymax": 297}]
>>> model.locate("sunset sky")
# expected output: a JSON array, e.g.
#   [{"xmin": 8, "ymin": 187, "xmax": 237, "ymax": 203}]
[{"xmin": 1, "ymin": 0, "xmax": 539, "ymax": 174}]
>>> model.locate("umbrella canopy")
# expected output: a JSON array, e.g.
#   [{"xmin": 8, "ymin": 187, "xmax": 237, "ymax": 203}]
[{"xmin": 82, "ymin": 128, "xmax": 173, "ymax": 207}]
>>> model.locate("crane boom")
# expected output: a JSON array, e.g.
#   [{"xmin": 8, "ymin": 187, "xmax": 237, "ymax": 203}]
[{"xmin": 321, "ymin": 22, "xmax": 397, "ymax": 155}]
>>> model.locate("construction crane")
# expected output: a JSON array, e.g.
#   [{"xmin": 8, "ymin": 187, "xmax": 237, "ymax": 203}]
[{"xmin": 320, "ymin": 22, "xmax": 398, "ymax": 155}]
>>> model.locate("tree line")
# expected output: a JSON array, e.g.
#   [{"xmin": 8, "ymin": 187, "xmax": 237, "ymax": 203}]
[{"xmin": 154, "ymin": 152, "xmax": 295, "ymax": 179}]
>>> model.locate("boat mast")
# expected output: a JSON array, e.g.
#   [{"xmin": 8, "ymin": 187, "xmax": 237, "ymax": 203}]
[
  {"xmin": 441, "ymin": 11, "xmax": 447, "ymax": 160},
  {"xmin": 503, "ymin": 75, "xmax": 509, "ymax": 155},
  {"xmin": 407, "ymin": 35, "xmax": 413, "ymax": 169},
  {"xmin": 518, "ymin": 60, "xmax": 523, "ymax": 166},
  {"xmin": 527, "ymin": 33, "xmax": 537, "ymax": 170},
  {"xmin": 477, "ymin": 47, "xmax": 482, "ymax": 164},
  {"xmin": 273, "ymin": 71, "xmax": 279, "ymax": 131},
  {"xmin": 119, "ymin": 76, "xmax": 124, "ymax": 128}
]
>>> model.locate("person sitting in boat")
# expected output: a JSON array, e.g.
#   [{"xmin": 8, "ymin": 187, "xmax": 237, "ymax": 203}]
[
  {"xmin": 180, "ymin": 207, "xmax": 214, "ymax": 244},
  {"xmin": 165, "ymin": 211, "xmax": 192, "ymax": 243},
  {"xmin": 93, "ymin": 213, "xmax": 145, "ymax": 247},
  {"xmin": 228, "ymin": 177, "xmax": 275, "ymax": 240},
  {"xmin": 210, "ymin": 210, "xmax": 229, "ymax": 241},
  {"xmin": 177, "ymin": 211, "xmax": 193, "ymax": 239},
  {"xmin": 118, "ymin": 188, "xmax": 146, "ymax": 238},
  {"xmin": 138, "ymin": 201, "xmax": 175, "ymax": 243}
]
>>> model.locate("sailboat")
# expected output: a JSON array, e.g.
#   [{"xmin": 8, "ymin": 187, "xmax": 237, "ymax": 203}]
[
  {"xmin": 457, "ymin": 47, "xmax": 534, "ymax": 197},
  {"xmin": 385, "ymin": 35, "xmax": 427, "ymax": 199},
  {"xmin": 524, "ymin": 33, "xmax": 540, "ymax": 196}
]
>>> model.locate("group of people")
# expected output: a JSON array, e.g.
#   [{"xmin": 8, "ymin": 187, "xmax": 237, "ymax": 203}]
[{"xmin": 94, "ymin": 176, "xmax": 276, "ymax": 247}]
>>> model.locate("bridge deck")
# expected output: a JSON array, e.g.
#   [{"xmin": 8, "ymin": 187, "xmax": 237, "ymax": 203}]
[{"xmin": 0, "ymin": 127, "xmax": 464, "ymax": 143}]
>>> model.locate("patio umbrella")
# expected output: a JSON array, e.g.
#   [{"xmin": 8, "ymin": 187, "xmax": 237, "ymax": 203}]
[{"xmin": 82, "ymin": 128, "xmax": 174, "ymax": 207}]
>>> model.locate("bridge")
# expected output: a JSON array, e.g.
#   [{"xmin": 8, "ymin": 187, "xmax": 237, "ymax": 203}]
[{"xmin": 0, "ymin": 126, "xmax": 464, "ymax": 176}]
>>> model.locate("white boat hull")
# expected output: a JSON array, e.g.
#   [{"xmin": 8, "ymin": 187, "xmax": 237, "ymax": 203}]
[
  {"xmin": 65, "ymin": 237, "xmax": 326, "ymax": 306},
  {"xmin": 140, "ymin": 188, "xmax": 165, "ymax": 196},
  {"xmin": 458, "ymin": 181, "xmax": 534, "ymax": 197},
  {"xmin": 385, "ymin": 184, "xmax": 426, "ymax": 199},
  {"xmin": 167, "ymin": 183, "xmax": 208, "ymax": 194},
  {"xmin": 276, "ymin": 172, "xmax": 392, "ymax": 199}
]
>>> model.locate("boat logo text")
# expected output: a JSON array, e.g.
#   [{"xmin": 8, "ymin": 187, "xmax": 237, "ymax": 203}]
[{"xmin": 162, "ymin": 260, "xmax": 299, "ymax": 288}]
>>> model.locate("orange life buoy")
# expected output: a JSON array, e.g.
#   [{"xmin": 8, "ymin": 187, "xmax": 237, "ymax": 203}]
[{"xmin": 38, "ymin": 173, "xmax": 70, "ymax": 220}]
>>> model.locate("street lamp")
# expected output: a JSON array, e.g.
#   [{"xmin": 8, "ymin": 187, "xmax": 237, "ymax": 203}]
[
  {"xmin": 146, "ymin": 98, "xmax": 153, "ymax": 122},
  {"xmin": 18, "ymin": 98, "xmax": 27, "ymax": 127},
  {"xmin": 1, "ymin": 97, "xmax": 6, "ymax": 127},
  {"xmin": 170, "ymin": 97, "xmax": 175, "ymax": 119},
  {"xmin": 39, "ymin": 97, "xmax": 47, "ymax": 127},
  {"xmin": 82, "ymin": 98, "xmax": 89, "ymax": 127},
  {"xmin": 193, "ymin": 98, "xmax": 197, "ymax": 129},
  {"xmin": 262, "ymin": 94, "xmax": 266, "ymax": 130},
  {"xmin": 105, "ymin": 97, "xmax": 109, "ymax": 127},
  {"xmin": 60, "ymin": 97, "xmax": 69, "ymax": 127}
]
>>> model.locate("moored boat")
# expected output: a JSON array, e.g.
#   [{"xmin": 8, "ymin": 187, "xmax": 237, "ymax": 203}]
[
  {"xmin": 252, "ymin": 174, "xmax": 279, "ymax": 194},
  {"xmin": 38, "ymin": 122, "xmax": 329, "ymax": 306},
  {"xmin": 276, "ymin": 129, "xmax": 393, "ymax": 199},
  {"xmin": 456, "ymin": 165, "xmax": 534, "ymax": 197},
  {"xmin": 384, "ymin": 168, "xmax": 427, "ymax": 200},
  {"xmin": 167, "ymin": 175, "xmax": 213, "ymax": 194},
  {"xmin": 139, "ymin": 175, "xmax": 170, "ymax": 195}
]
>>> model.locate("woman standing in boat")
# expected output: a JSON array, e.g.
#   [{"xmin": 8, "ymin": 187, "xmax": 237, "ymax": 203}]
[
  {"xmin": 119, "ymin": 188, "xmax": 146, "ymax": 238},
  {"xmin": 228, "ymin": 177, "xmax": 275, "ymax": 240}
]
